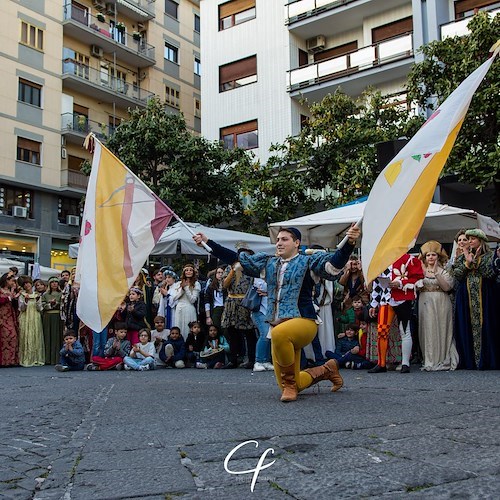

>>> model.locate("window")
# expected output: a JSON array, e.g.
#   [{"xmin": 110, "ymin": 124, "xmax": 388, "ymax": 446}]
[
  {"xmin": 165, "ymin": 0, "xmax": 178, "ymax": 19},
  {"xmin": 63, "ymin": 48, "xmax": 90, "ymax": 80},
  {"xmin": 221, "ymin": 120, "xmax": 258, "ymax": 150},
  {"xmin": 166, "ymin": 85, "xmax": 180, "ymax": 108},
  {"xmin": 219, "ymin": 55, "xmax": 257, "ymax": 92},
  {"xmin": 17, "ymin": 137, "xmax": 41, "ymax": 165},
  {"xmin": 109, "ymin": 115, "xmax": 121, "ymax": 135},
  {"xmin": 0, "ymin": 186, "xmax": 33, "ymax": 217},
  {"xmin": 18, "ymin": 79, "xmax": 42, "ymax": 107},
  {"xmin": 314, "ymin": 41, "xmax": 358, "ymax": 62},
  {"xmin": 20, "ymin": 21, "xmax": 44, "ymax": 51},
  {"xmin": 194, "ymin": 98, "xmax": 201, "ymax": 118},
  {"xmin": 110, "ymin": 20, "xmax": 126, "ymax": 45},
  {"xmin": 164, "ymin": 42, "xmax": 179, "ymax": 63},
  {"xmin": 194, "ymin": 14, "xmax": 200, "ymax": 32},
  {"xmin": 194, "ymin": 57, "xmax": 201, "ymax": 76},
  {"xmin": 58, "ymin": 196, "xmax": 81, "ymax": 223},
  {"xmin": 219, "ymin": 0, "xmax": 255, "ymax": 30}
]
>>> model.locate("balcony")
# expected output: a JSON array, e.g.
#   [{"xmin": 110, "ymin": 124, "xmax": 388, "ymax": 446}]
[
  {"xmin": 441, "ymin": 7, "xmax": 500, "ymax": 39},
  {"xmin": 63, "ymin": 3, "xmax": 155, "ymax": 68},
  {"xmin": 61, "ymin": 113, "xmax": 114, "ymax": 145},
  {"xmin": 287, "ymin": 32, "xmax": 413, "ymax": 100},
  {"xmin": 286, "ymin": 0, "xmax": 411, "ymax": 39},
  {"xmin": 62, "ymin": 61, "xmax": 155, "ymax": 108},
  {"xmin": 61, "ymin": 169, "xmax": 89, "ymax": 191}
]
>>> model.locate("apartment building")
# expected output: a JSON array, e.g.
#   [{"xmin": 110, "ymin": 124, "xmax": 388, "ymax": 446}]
[
  {"xmin": 201, "ymin": 0, "xmax": 499, "ymax": 163},
  {"xmin": 0, "ymin": 0, "xmax": 200, "ymax": 270}
]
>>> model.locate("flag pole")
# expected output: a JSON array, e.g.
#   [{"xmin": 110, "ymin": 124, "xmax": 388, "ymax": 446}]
[
  {"xmin": 337, "ymin": 217, "xmax": 363, "ymax": 249},
  {"xmin": 171, "ymin": 215, "xmax": 213, "ymax": 253}
]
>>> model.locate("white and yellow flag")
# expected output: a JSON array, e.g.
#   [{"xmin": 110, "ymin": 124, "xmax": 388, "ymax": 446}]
[
  {"xmin": 362, "ymin": 47, "xmax": 499, "ymax": 283},
  {"xmin": 76, "ymin": 139, "xmax": 173, "ymax": 332}
]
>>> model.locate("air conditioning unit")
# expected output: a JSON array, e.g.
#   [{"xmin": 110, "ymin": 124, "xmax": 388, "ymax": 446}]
[
  {"xmin": 66, "ymin": 215, "xmax": 80, "ymax": 226},
  {"xmin": 91, "ymin": 45, "xmax": 103, "ymax": 58},
  {"xmin": 92, "ymin": 0, "xmax": 106, "ymax": 11},
  {"xmin": 12, "ymin": 206, "xmax": 28, "ymax": 218},
  {"xmin": 105, "ymin": 3, "xmax": 115, "ymax": 16},
  {"xmin": 61, "ymin": 148, "xmax": 67, "ymax": 159},
  {"xmin": 306, "ymin": 35, "xmax": 326, "ymax": 53}
]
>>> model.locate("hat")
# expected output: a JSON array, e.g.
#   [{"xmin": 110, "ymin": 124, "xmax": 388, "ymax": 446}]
[
  {"xmin": 48, "ymin": 276, "xmax": 59, "ymax": 284},
  {"xmin": 235, "ymin": 241, "xmax": 254, "ymax": 254},
  {"xmin": 129, "ymin": 286, "xmax": 143, "ymax": 296},
  {"xmin": 282, "ymin": 227, "xmax": 302, "ymax": 241},
  {"xmin": 162, "ymin": 266, "xmax": 178, "ymax": 280},
  {"xmin": 420, "ymin": 240, "xmax": 448, "ymax": 262},
  {"xmin": 465, "ymin": 228, "xmax": 488, "ymax": 242}
]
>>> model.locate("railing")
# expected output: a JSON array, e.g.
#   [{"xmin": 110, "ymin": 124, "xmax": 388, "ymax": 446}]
[
  {"xmin": 63, "ymin": 2, "xmax": 155, "ymax": 60},
  {"xmin": 61, "ymin": 113, "xmax": 113, "ymax": 139},
  {"xmin": 441, "ymin": 7, "xmax": 500, "ymax": 39},
  {"xmin": 285, "ymin": 0, "xmax": 358, "ymax": 24},
  {"xmin": 62, "ymin": 61, "xmax": 155, "ymax": 103},
  {"xmin": 287, "ymin": 32, "xmax": 413, "ymax": 90},
  {"xmin": 67, "ymin": 170, "xmax": 89, "ymax": 189}
]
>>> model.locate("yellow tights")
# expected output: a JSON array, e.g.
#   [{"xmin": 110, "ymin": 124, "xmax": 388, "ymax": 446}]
[{"xmin": 271, "ymin": 318, "xmax": 318, "ymax": 392}]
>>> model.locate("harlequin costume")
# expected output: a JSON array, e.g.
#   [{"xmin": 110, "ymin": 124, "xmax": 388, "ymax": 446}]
[
  {"xmin": 369, "ymin": 254, "xmax": 423, "ymax": 373},
  {"xmin": 205, "ymin": 236, "xmax": 355, "ymax": 401}
]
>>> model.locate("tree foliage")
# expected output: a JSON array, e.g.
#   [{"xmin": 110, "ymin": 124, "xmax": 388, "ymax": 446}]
[
  {"xmin": 105, "ymin": 98, "xmax": 245, "ymax": 226},
  {"xmin": 406, "ymin": 11, "xmax": 500, "ymax": 195}
]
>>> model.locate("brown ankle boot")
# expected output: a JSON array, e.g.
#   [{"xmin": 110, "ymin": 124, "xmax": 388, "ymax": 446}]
[
  {"xmin": 304, "ymin": 359, "xmax": 343, "ymax": 392},
  {"xmin": 279, "ymin": 364, "xmax": 298, "ymax": 402}
]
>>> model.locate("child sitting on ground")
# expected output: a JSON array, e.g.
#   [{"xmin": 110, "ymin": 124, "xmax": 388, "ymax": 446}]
[
  {"xmin": 55, "ymin": 330, "xmax": 85, "ymax": 371},
  {"xmin": 325, "ymin": 323, "xmax": 371, "ymax": 369},
  {"xmin": 159, "ymin": 326, "xmax": 186, "ymax": 368},
  {"xmin": 124, "ymin": 329, "xmax": 155, "ymax": 371},
  {"xmin": 199, "ymin": 325, "xmax": 230, "ymax": 369},
  {"xmin": 185, "ymin": 320, "xmax": 206, "ymax": 367},
  {"xmin": 87, "ymin": 322, "xmax": 130, "ymax": 371},
  {"xmin": 151, "ymin": 316, "xmax": 169, "ymax": 368}
]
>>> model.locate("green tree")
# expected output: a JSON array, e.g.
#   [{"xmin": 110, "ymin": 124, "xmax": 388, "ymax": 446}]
[
  {"xmin": 105, "ymin": 98, "xmax": 245, "ymax": 226},
  {"xmin": 406, "ymin": 11, "xmax": 500, "ymax": 207}
]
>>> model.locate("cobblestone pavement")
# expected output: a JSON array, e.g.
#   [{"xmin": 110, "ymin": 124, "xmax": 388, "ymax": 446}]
[{"xmin": 0, "ymin": 366, "xmax": 499, "ymax": 499}]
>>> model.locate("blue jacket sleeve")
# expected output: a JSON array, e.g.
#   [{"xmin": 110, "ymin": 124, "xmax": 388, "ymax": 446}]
[
  {"xmin": 207, "ymin": 239, "xmax": 238, "ymax": 265},
  {"xmin": 309, "ymin": 243, "xmax": 355, "ymax": 279},
  {"xmin": 69, "ymin": 341, "xmax": 84, "ymax": 358}
]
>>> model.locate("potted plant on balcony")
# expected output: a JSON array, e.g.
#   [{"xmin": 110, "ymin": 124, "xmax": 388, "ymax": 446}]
[
  {"xmin": 116, "ymin": 22, "xmax": 126, "ymax": 33},
  {"xmin": 96, "ymin": 12, "xmax": 105, "ymax": 23},
  {"xmin": 132, "ymin": 31, "xmax": 141, "ymax": 41}
]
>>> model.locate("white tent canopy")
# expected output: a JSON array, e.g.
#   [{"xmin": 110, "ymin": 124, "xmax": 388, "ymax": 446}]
[
  {"xmin": 69, "ymin": 222, "xmax": 276, "ymax": 258},
  {"xmin": 269, "ymin": 202, "xmax": 500, "ymax": 247},
  {"xmin": 0, "ymin": 258, "xmax": 60, "ymax": 280}
]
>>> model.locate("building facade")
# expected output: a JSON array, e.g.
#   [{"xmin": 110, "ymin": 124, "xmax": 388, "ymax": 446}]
[
  {"xmin": 201, "ymin": 0, "xmax": 499, "ymax": 163},
  {"xmin": 0, "ymin": 0, "xmax": 200, "ymax": 270}
]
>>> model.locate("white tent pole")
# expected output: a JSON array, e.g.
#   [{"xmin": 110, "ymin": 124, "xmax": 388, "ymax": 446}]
[
  {"xmin": 337, "ymin": 217, "xmax": 363, "ymax": 249},
  {"xmin": 173, "ymin": 216, "xmax": 213, "ymax": 253}
]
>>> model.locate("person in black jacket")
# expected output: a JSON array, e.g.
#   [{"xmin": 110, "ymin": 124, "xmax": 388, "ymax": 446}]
[{"xmin": 118, "ymin": 287, "xmax": 148, "ymax": 347}]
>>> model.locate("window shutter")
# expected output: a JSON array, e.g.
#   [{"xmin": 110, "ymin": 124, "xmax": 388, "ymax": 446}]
[
  {"xmin": 219, "ymin": 0, "xmax": 255, "ymax": 19},
  {"xmin": 372, "ymin": 17, "xmax": 413, "ymax": 43},
  {"xmin": 219, "ymin": 56, "xmax": 257, "ymax": 84}
]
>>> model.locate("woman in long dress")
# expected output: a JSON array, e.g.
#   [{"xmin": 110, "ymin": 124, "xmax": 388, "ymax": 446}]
[
  {"xmin": 42, "ymin": 277, "xmax": 64, "ymax": 365},
  {"xmin": 416, "ymin": 241, "xmax": 458, "ymax": 371},
  {"xmin": 171, "ymin": 264, "xmax": 201, "ymax": 340},
  {"xmin": 18, "ymin": 276, "xmax": 45, "ymax": 367},
  {"xmin": 452, "ymin": 229, "xmax": 499, "ymax": 369},
  {"xmin": 0, "ymin": 273, "xmax": 19, "ymax": 366}
]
